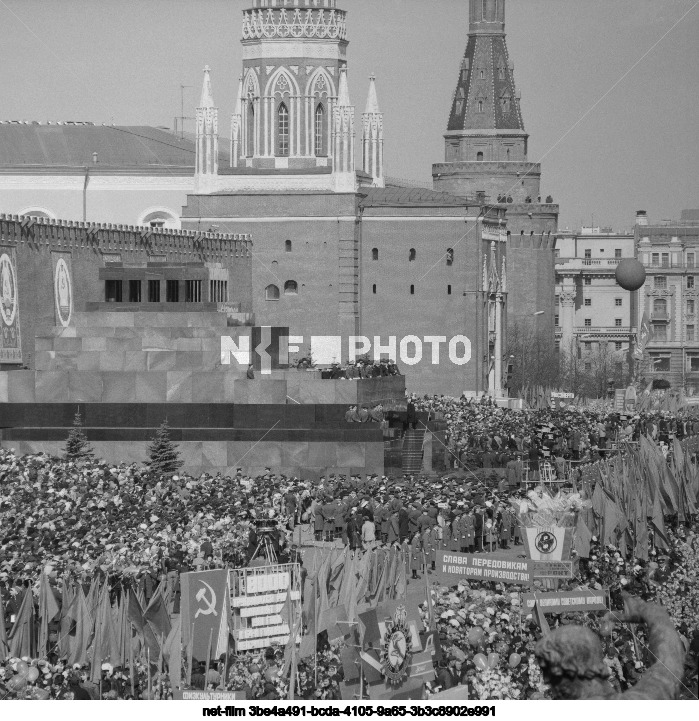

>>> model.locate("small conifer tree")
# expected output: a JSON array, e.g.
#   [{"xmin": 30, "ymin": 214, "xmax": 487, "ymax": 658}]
[
  {"xmin": 147, "ymin": 420, "xmax": 183, "ymax": 478},
  {"xmin": 64, "ymin": 409, "xmax": 94, "ymax": 461}
]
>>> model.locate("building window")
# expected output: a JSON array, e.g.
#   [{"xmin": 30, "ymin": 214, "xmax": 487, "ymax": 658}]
[
  {"xmin": 210, "ymin": 279, "xmax": 228, "ymax": 303},
  {"xmin": 448, "ymin": 285, "xmax": 452, "ymax": 295},
  {"xmin": 554, "ymin": 314, "xmax": 559, "ymax": 326},
  {"xmin": 148, "ymin": 280, "xmax": 160, "ymax": 303},
  {"xmin": 615, "ymin": 249, "xmax": 622, "ymax": 259},
  {"xmin": 584, "ymin": 318, "xmax": 591, "ymax": 327},
  {"xmin": 314, "ymin": 104, "xmax": 326, "ymax": 156},
  {"xmin": 166, "ymin": 280, "xmax": 179, "ymax": 303},
  {"xmin": 584, "ymin": 362, "xmax": 592, "ymax": 371},
  {"xmin": 285, "ymin": 239, "xmax": 292, "ymax": 252},
  {"xmin": 477, "ymin": 100, "xmax": 483, "ymax": 113},
  {"xmin": 584, "ymin": 277, "xmax": 591, "ymax": 286},
  {"xmin": 615, "ymin": 318, "xmax": 622, "ymax": 327},
  {"xmin": 688, "ymin": 276, "xmax": 695, "ymax": 289},
  {"xmin": 105, "ymin": 280, "xmax": 122, "ymax": 303},
  {"xmin": 185, "ymin": 280, "xmax": 202, "ymax": 303},
  {"xmin": 615, "ymin": 341, "xmax": 623, "ymax": 351},
  {"xmin": 247, "ymin": 104, "xmax": 255, "ymax": 157},
  {"xmin": 688, "ymin": 299, "xmax": 695, "ymax": 315},
  {"xmin": 653, "ymin": 298, "xmax": 667, "ymax": 314},
  {"xmin": 584, "ymin": 298, "xmax": 591, "ymax": 306},
  {"xmin": 662, "ymin": 253, "xmax": 670, "ymax": 268},
  {"xmin": 688, "ymin": 326, "xmax": 695, "ymax": 342},
  {"xmin": 555, "ymin": 340, "xmax": 560, "ymax": 352},
  {"xmin": 446, "ymin": 248, "xmax": 454, "ymax": 266},
  {"xmin": 128, "ymin": 280, "xmax": 141, "ymax": 303},
  {"xmin": 655, "ymin": 276, "xmax": 666, "ymax": 289},
  {"xmin": 615, "ymin": 298, "xmax": 622, "ymax": 306},
  {"xmin": 650, "ymin": 353, "xmax": 670, "ymax": 372},
  {"xmin": 688, "ymin": 353, "xmax": 699, "ymax": 371},
  {"xmin": 265, "ymin": 284, "xmax": 280, "ymax": 301},
  {"xmin": 277, "ymin": 103, "xmax": 289, "ymax": 157},
  {"xmin": 409, "ymin": 248, "xmax": 416, "ymax": 262},
  {"xmin": 284, "ymin": 280, "xmax": 298, "ymax": 295},
  {"xmin": 584, "ymin": 249, "xmax": 591, "ymax": 259},
  {"xmin": 410, "ymin": 285, "xmax": 415, "ymax": 295},
  {"xmin": 651, "ymin": 253, "xmax": 660, "ymax": 267},
  {"xmin": 476, "ymin": 151, "xmax": 484, "ymax": 161},
  {"xmin": 372, "ymin": 248, "xmax": 379, "ymax": 261},
  {"xmin": 372, "ymin": 284, "xmax": 376, "ymax": 294},
  {"xmin": 688, "ymin": 252, "xmax": 695, "ymax": 268},
  {"xmin": 652, "ymin": 324, "xmax": 667, "ymax": 341}
]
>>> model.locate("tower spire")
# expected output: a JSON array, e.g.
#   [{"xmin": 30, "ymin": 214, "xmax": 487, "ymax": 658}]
[
  {"xmin": 332, "ymin": 65, "xmax": 356, "ymax": 192},
  {"xmin": 362, "ymin": 74, "xmax": 384, "ymax": 187},
  {"xmin": 195, "ymin": 65, "xmax": 218, "ymax": 191}
]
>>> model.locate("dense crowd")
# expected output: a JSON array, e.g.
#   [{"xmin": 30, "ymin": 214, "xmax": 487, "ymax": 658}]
[
  {"xmin": 414, "ymin": 394, "xmax": 699, "ymax": 471},
  {"xmin": 1, "ymin": 396, "xmax": 698, "ymax": 701}
]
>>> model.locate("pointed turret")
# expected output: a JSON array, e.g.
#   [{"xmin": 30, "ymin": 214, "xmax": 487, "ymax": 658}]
[
  {"xmin": 195, "ymin": 65, "xmax": 218, "ymax": 190},
  {"xmin": 362, "ymin": 75, "xmax": 384, "ymax": 187},
  {"xmin": 230, "ymin": 75, "xmax": 243, "ymax": 169},
  {"xmin": 331, "ymin": 66, "xmax": 356, "ymax": 192}
]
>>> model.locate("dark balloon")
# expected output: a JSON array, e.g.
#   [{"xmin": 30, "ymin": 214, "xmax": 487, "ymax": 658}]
[{"xmin": 615, "ymin": 259, "xmax": 646, "ymax": 291}]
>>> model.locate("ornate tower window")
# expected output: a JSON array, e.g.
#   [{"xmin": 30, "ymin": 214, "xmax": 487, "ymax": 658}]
[
  {"xmin": 477, "ymin": 151, "xmax": 484, "ymax": 161},
  {"xmin": 277, "ymin": 102, "xmax": 289, "ymax": 157},
  {"xmin": 478, "ymin": 100, "xmax": 484, "ymax": 113},
  {"xmin": 315, "ymin": 103, "xmax": 326, "ymax": 156},
  {"xmin": 247, "ymin": 104, "xmax": 255, "ymax": 157}
]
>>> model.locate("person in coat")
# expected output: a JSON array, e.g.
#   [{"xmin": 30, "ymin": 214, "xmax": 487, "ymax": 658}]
[
  {"xmin": 388, "ymin": 511, "xmax": 400, "ymax": 546},
  {"xmin": 410, "ymin": 531, "xmax": 422, "ymax": 579},
  {"xmin": 398, "ymin": 506, "xmax": 410, "ymax": 542}
]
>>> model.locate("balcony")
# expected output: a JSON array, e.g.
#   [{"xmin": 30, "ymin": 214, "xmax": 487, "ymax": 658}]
[
  {"xmin": 650, "ymin": 311, "xmax": 669, "ymax": 321},
  {"xmin": 574, "ymin": 326, "xmax": 636, "ymax": 335},
  {"xmin": 555, "ymin": 258, "xmax": 626, "ymax": 271}
]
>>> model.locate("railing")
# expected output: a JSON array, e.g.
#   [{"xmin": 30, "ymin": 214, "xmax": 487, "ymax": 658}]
[
  {"xmin": 555, "ymin": 258, "xmax": 626, "ymax": 269},
  {"xmin": 574, "ymin": 326, "xmax": 636, "ymax": 334}
]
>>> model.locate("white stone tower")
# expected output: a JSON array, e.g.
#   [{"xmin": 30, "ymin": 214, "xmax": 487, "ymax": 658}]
[
  {"xmin": 362, "ymin": 75, "xmax": 384, "ymax": 188},
  {"xmin": 332, "ymin": 66, "xmax": 356, "ymax": 192},
  {"xmin": 195, "ymin": 66, "xmax": 218, "ymax": 193}
]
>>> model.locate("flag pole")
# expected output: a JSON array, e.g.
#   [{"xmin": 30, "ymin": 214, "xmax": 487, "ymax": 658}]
[
  {"xmin": 147, "ymin": 647, "xmax": 152, "ymax": 698},
  {"xmin": 204, "ymin": 628, "xmax": 214, "ymax": 690},
  {"xmin": 129, "ymin": 623, "xmax": 135, "ymax": 697}
]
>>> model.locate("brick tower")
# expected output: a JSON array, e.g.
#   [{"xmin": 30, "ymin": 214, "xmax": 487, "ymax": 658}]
[{"xmin": 433, "ymin": 0, "xmax": 558, "ymax": 341}]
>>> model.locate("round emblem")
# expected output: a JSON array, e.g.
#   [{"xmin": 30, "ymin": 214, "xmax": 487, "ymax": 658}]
[
  {"xmin": 54, "ymin": 258, "xmax": 72, "ymax": 327},
  {"xmin": 380, "ymin": 606, "xmax": 412, "ymax": 685},
  {"xmin": 0, "ymin": 253, "xmax": 17, "ymax": 326},
  {"xmin": 535, "ymin": 531, "xmax": 557, "ymax": 554}
]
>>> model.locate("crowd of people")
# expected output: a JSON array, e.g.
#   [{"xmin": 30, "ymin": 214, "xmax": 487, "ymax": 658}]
[
  {"xmin": 415, "ymin": 393, "xmax": 699, "ymax": 473},
  {"xmin": 1, "ymin": 396, "xmax": 698, "ymax": 701}
]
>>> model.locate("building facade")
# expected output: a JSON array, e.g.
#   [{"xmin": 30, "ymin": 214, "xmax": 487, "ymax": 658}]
[
  {"xmin": 180, "ymin": 0, "xmax": 509, "ymax": 397},
  {"xmin": 636, "ymin": 209, "xmax": 699, "ymax": 395},
  {"xmin": 555, "ymin": 226, "xmax": 637, "ymax": 372},
  {"xmin": 431, "ymin": 0, "xmax": 559, "ymax": 340}
]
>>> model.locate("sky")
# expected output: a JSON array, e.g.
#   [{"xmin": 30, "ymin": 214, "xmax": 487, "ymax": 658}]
[{"xmin": 0, "ymin": 0, "xmax": 697, "ymax": 232}]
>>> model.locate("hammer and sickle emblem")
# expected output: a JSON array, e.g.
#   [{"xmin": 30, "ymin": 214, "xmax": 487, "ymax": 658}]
[{"xmin": 194, "ymin": 581, "xmax": 218, "ymax": 619}]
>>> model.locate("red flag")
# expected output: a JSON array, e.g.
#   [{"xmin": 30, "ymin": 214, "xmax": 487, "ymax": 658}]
[
  {"xmin": 38, "ymin": 572, "xmax": 60, "ymax": 657},
  {"xmin": 533, "ymin": 599, "xmax": 550, "ymax": 636},
  {"xmin": 8, "ymin": 589, "xmax": 35, "ymax": 659}
]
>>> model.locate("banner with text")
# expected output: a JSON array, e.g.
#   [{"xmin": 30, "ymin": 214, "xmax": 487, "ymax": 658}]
[
  {"xmin": 521, "ymin": 589, "xmax": 608, "ymax": 614},
  {"xmin": 436, "ymin": 551, "xmax": 532, "ymax": 585}
]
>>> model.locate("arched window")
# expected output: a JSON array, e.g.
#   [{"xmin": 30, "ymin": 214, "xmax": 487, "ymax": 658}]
[
  {"xmin": 478, "ymin": 100, "xmax": 483, "ymax": 113},
  {"xmin": 410, "ymin": 285, "xmax": 415, "ymax": 295},
  {"xmin": 265, "ymin": 284, "xmax": 280, "ymax": 301},
  {"xmin": 277, "ymin": 103, "xmax": 289, "ymax": 157},
  {"xmin": 285, "ymin": 240, "xmax": 292, "ymax": 252},
  {"xmin": 506, "ymin": 148, "xmax": 510, "ymax": 160},
  {"xmin": 315, "ymin": 104, "xmax": 326, "ymax": 156},
  {"xmin": 448, "ymin": 285, "xmax": 452, "ymax": 295},
  {"xmin": 372, "ymin": 248, "xmax": 379, "ymax": 261},
  {"xmin": 409, "ymin": 248, "xmax": 416, "ymax": 262},
  {"xmin": 247, "ymin": 104, "xmax": 255, "ymax": 157},
  {"xmin": 653, "ymin": 298, "xmax": 667, "ymax": 314},
  {"xmin": 482, "ymin": 0, "xmax": 487, "ymax": 19},
  {"xmin": 284, "ymin": 280, "xmax": 298, "ymax": 295},
  {"xmin": 446, "ymin": 248, "xmax": 454, "ymax": 266},
  {"xmin": 372, "ymin": 284, "xmax": 377, "ymax": 294},
  {"xmin": 476, "ymin": 151, "xmax": 484, "ymax": 161}
]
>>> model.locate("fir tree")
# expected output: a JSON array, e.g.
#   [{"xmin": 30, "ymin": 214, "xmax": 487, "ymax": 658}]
[
  {"xmin": 64, "ymin": 409, "xmax": 94, "ymax": 461},
  {"xmin": 147, "ymin": 420, "xmax": 183, "ymax": 478}
]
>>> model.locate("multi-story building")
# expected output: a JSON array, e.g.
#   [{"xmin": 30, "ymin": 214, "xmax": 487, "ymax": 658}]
[
  {"xmin": 636, "ymin": 209, "xmax": 699, "ymax": 395},
  {"xmin": 555, "ymin": 226, "xmax": 636, "ymax": 372}
]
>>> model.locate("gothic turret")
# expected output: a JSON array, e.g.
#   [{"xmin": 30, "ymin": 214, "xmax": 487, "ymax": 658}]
[
  {"xmin": 362, "ymin": 75, "xmax": 384, "ymax": 188},
  {"xmin": 195, "ymin": 66, "xmax": 218, "ymax": 192},
  {"xmin": 332, "ymin": 66, "xmax": 356, "ymax": 192},
  {"xmin": 230, "ymin": 76, "xmax": 243, "ymax": 169}
]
